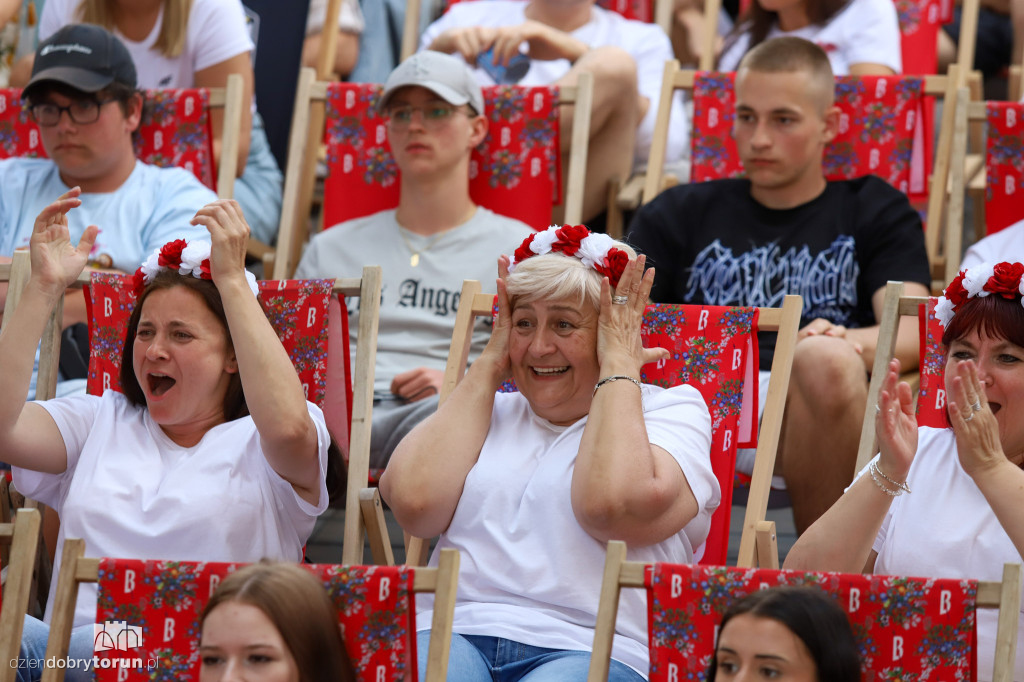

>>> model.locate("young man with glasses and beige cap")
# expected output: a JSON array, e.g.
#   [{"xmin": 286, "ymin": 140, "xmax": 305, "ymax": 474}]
[
  {"xmin": 0, "ymin": 23, "xmax": 214, "ymax": 397},
  {"xmin": 295, "ymin": 50, "xmax": 532, "ymax": 470}
]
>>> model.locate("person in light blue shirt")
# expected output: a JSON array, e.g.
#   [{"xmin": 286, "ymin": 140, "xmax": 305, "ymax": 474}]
[{"xmin": 0, "ymin": 23, "xmax": 214, "ymax": 399}]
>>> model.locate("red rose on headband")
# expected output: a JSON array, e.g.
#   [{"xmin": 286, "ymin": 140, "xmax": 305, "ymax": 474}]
[
  {"xmin": 198, "ymin": 258, "xmax": 213, "ymax": 280},
  {"xmin": 944, "ymin": 271, "xmax": 969, "ymax": 307},
  {"xmin": 158, "ymin": 239, "xmax": 187, "ymax": 269},
  {"xmin": 513, "ymin": 234, "xmax": 536, "ymax": 265},
  {"xmin": 552, "ymin": 224, "xmax": 589, "ymax": 256},
  {"xmin": 986, "ymin": 262, "xmax": 1024, "ymax": 298},
  {"xmin": 131, "ymin": 268, "xmax": 147, "ymax": 297},
  {"xmin": 595, "ymin": 248, "xmax": 629, "ymax": 288}
]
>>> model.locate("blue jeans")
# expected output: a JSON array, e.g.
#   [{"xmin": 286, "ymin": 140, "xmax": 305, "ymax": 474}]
[
  {"xmin": 416, "ymin": 631, "xmax": 646, "ymax": 682},
  {"xmin": 18, "ymin": 616, "xmax": 94, "ymax": 682}
]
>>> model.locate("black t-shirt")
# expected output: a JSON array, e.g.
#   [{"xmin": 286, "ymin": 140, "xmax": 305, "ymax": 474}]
[{"xmin": 627, "ymin": 177, "xmax": 932, "ymax": 369}]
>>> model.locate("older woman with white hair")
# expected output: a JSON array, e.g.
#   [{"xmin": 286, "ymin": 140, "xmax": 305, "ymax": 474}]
[{"xmin": 380, "ymin": 225, "xmax": 720, "ymax": 681}]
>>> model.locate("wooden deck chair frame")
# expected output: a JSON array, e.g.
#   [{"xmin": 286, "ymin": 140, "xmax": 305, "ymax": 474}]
[
  {"xmin": 6, "ymin": 251, "xmax": 383, "ymax": 568},
  {"xmin": 586, "ymin": 540, "xmax": 1022, "ymax": 682},
  {"xmin": 272, "ymin": 67, "xmax": 593, "ymax": 280},
  {"xmin": 638, "ymin": 64, "xmax": 961, "ymax": 289},
  {"xmin": 40, "ymin": 539, "xmax": 460, "ymax": 682},
  {"xmin": 0, "ymin": 508, "xmax": 42, "ymax": 682},
  {"xmin": 854, "ymin": 281, "xmax": 932, "ymax": 473},
  {"xmin": 400, "ymin": 0, "xmax": 676, "ymax": 63},
  {"xmin": 376, "ymin": 280, "xmax": 802, "ymax": 569}
]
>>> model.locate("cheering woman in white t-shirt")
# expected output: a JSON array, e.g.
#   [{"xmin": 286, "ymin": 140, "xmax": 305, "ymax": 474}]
[
  {"xmin": 380, "ymin": 225, "xmax": 721, "ymax": 681},
  {"xmin": 5, "ymin": 191, "xmax": 333, "ymax": 682}
]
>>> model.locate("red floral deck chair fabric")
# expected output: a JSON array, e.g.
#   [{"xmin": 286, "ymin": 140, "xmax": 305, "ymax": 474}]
[
  {"xmin": 917, "ymin": 296, "xmax": 951, "ymax": 429},
  {"xmin": 984, "ymin": 102, "xmax": 1024, "ymax": 235},
  {"xmin": 322, "ymin": 82, "xmax": 560, "ymax": 231},
  {"xmin": 82, "ymin": 272, "xmax": 352, "ymax": 448},
  {"xmin": 691, "ymin": 73, "xmax": 926, "ymax": 195},
  {"xmin": 639, "ymin": 305, "xmax": 759, "ymax": 566},
  {"xmin": 92, "ymin": 558, "xmax": 418, "ymax": 681},
  {"xmin": 0, "ymin": 88, "xmax": 217, "ymax": 192},
  {"xmin": 643, "ymin": 562, "xmax": 979, "ymax": 680}
]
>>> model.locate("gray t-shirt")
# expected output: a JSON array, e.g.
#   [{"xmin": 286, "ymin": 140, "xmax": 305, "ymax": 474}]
[{"xmin": 295, "ymin": 207, "xmax": 533, "ymax": 392}]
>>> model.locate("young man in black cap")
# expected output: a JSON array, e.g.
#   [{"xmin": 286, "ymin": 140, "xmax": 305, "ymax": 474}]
[{"xmin": 0, "ymin": 23, "xmax": 214, "ymax": 395}]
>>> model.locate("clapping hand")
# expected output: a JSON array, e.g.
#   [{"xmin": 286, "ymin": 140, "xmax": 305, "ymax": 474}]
[
  {"xmin": 948, "ymin": 359, "xmax": 1008, "ymax": 478},
  {"xmin": 874, "ymin": 358, "xmax": 917, "ymax": 480}
]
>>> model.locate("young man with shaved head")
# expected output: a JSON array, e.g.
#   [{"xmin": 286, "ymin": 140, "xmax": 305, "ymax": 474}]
[{"xmin": 628, "ymin": 37, "xmax": 931, "ymax": 533}]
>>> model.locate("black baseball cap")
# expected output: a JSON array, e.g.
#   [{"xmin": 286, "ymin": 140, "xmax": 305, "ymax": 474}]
[{"xmin": 23, "ymin": 24, "xmax": 137, "ymax": 100}]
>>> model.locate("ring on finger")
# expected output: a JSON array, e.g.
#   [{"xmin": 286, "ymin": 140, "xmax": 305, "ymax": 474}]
[
  {"xmin": 971, "ymin": 400, "xmax": 982, "ymax": 412},
  {"xmin": 964, "ymin": 412, "xmax": 975, "ymax": 423},
  {"xmin": 612, "ymin": 295, "xmax": 629, "ymax": 305}
]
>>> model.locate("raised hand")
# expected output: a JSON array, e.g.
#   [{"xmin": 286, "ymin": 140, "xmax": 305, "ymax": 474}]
[
  {"xmin": 948, "ymin": 359, "xmax": 1008, "ymax": 479},
  {"xmin": 190, "ymin": 200, "xmax": 251, "ymax": 291},
  {"xmin": 29, "ymin": 188, "xmax": 98, "ymax": 297},
  {"xmin": 596, "ymin": 255, "xmax": 668, "ymax": 375},
  {"xmin": 874, "ymin": 358, "xmax": 918, "ymax": 480},
  {"xmin": 477, "ymin": 255, "xmax": 514, "ymax": 384}
]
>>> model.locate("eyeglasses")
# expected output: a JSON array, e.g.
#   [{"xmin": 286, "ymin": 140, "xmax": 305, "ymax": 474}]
[
  {"xmin": 384, "ymin": 104, "xmax": 470, "ymax": 130},
  {"xmin": 28, "ymin": 98, "xmax": 117, "ymax": 126}
]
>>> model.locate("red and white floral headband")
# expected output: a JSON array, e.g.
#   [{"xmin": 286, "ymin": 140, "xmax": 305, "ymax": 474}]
[
  {"xmin": 508, "ymin": 224, "xmax": 630, "ymax": 288},
  {"xmin": 935, "ymin": 261, "xmax": 1024, "ymax": 329},
  {"xmin": 132, "ymin": 239, "xmax": 259, "ymax": 298}
]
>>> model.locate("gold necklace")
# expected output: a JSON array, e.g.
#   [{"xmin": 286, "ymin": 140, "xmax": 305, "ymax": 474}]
[{"xmin": 398, "ymin": 228, "xmax": 447, "ymax": 267}]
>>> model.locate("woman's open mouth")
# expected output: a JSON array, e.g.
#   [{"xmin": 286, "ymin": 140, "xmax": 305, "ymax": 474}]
[{"xmin": 147, "ymin": 373, "xmax": 177, "ymax": 396}]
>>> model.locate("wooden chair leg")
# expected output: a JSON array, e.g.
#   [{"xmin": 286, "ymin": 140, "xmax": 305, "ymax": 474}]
[
  {"xmin": 754, "ymin": 520, "xmax": 780, "ymax": 569},
  {"xmin": 358, "ymin": 489, "xmax": 394, "ymax": 566}
]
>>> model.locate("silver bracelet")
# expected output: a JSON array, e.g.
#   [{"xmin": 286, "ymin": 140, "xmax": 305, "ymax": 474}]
[
  {"xmin": 872, "ymin": 460, "xmax": 911, "ymax": 493},
  {"xmin": 869, "ymin": 461, "xmax": 909, "ymax": 497},
  {"xmin": 593, "ymin": 374, "xmax": 642, "ymax": 396}
]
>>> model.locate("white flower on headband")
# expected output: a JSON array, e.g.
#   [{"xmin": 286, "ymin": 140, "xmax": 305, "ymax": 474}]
[
  {"xmin": 528, "ymin": 228, "xmax": 559, "ymax": 257},
  {"xmin": 962, "ymin": 262, "xmax": 995, "ymax": 298},
  {"xmin": 934, "ymin": 296, "xmax": 955, "ymax": 329},
  {"xmin": 577, "ymin": 233, "xmax": 616, "ymax": 270},
  {"xmin": 180, "ymin": 240, "xmax": 212, "ymax": 278}
]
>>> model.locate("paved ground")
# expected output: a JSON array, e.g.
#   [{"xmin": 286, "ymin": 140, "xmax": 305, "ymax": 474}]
[{"xmin": 305, "ymin": 503, "xmax": 798, "ymax": 566}]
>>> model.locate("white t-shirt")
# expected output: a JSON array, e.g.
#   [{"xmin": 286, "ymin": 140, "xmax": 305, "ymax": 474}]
[
  {"xmin": 419, "ymin": 1, "xmax": 689, "ymax": 168},
  {"xmin": 870, "ymin": 427, "xmax": 1024, "ymax": 682},
  {"xmin": 40, "ymin": 0, "xmax": 254, "ymax": 89},
  {"xmin": 961, "ymin": 220, "xmax": 1024, "ymax": 270},
  {"xmin": 306, "ymin": 0, "xmax": 365, "ymax": 35},
  {"xmin": 417, "ymin": 385, "xmax": 720, "ymax": 676},
  {"xmin": 0, "ymin": 158, "xmax": 216, "ymax": 273},
  {"xmin": 294, "ymin": 207, "xmax": 533, "ymax": 391},
  {"xmin": 718, "ymin": 0, "xmax": 902, "ymax": 74},
  {"xmin": 12, "ymin": 391, "xmax": 331, "ymax": 628}
]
